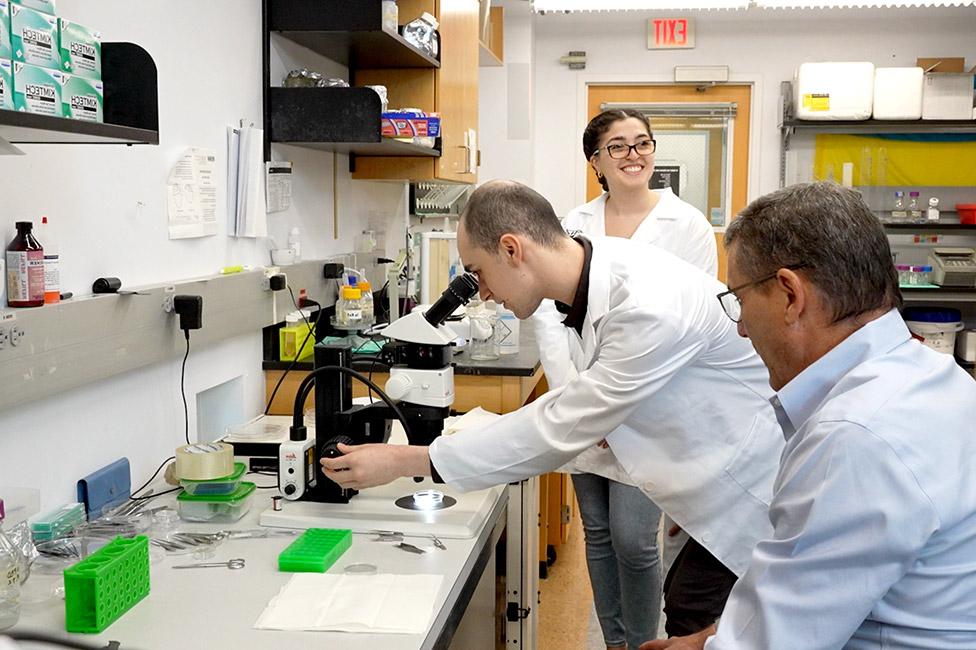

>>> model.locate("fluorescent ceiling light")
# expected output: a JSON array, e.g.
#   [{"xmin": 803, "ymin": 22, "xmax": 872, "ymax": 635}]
[
  {"xmin": 755, "ymin": 0, "xmax": 974, "ymax": 5},
  {"xmin": 533, "ymin": 0, "xmax": 749, "ymax": 11}
]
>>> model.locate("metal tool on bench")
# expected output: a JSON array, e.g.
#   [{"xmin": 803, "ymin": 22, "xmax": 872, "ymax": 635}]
[{"xmin": 172, "ymin": 558, "xmax": 245, "ymax": 570}]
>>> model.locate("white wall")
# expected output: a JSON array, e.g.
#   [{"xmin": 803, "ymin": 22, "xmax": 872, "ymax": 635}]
[
  {"xmin": 529, "ymin": 6, "xmax": 976, "ymax": 218},
  {"xmin": 478, "ymin": 1, "xmax": 536, "ymax": 186},
  {"xmin": 0, "ymin": 1, "xmax": 407, "ymax": 509}
]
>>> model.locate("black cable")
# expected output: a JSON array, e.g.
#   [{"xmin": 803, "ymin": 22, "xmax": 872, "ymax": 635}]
[
  {"xmin": 181, "ymin": 331, "xmax": 190, "ymax": 444},
  {"xmin": 290, "ymin": 365, "xmax": 413, "ymax": 442},
  {"xmin": 5, "ymin": 631, "xmax": 132, "ymax": 649},
  {"xmin": 264, "ymin": 291, "xmax": 323, "ymax": 415},
  {"xmin": 130, "ymin": 455, "xmax": 176, "ymax": 499},
  {"xmin": 128, "ymin": 487, "xmax": 181, "ymax": 501}
]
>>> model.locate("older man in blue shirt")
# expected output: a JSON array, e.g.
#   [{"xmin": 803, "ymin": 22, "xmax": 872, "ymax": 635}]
[{"xmin": 647, "ymin": 181, "xmax": 976, "ymax": 649}]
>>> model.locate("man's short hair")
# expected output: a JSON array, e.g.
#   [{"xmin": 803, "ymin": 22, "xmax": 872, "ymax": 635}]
[
  {"xmin": 460, "ymin": 180, "xmax": 567, "ymax": 252},
  {"xmin": 725, "ymin": 181, "xmax": 902, "ymax": 323}
]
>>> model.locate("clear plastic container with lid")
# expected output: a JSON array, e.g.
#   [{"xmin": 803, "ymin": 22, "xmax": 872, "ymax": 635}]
[
  {"xmin": 179, "ymin": 462, "xmax": 247, "ymax": 496},
  {"xmin": 176, "ymin": 482, "xmax": 256, "ymax": 523}
]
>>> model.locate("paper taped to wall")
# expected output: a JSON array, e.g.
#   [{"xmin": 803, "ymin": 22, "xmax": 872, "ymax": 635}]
[{"xmin": 167, "ymin": 147, "xmax": 217, "ymax": 239}]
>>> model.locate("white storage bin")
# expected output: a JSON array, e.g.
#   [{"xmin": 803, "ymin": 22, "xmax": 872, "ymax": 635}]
[
  {"xmin": 922, "ymin": 72, "xmax": 975, "ymax": 120},
  {"xmin": 794, "ymin": 62, "xmax": 875, "ymax": 121},
  {"xmin": 873, "ymin": 67, "xmax": 923, "ymax": 120}
]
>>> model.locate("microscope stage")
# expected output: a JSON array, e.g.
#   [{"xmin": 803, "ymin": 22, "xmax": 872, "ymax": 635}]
[{"xmin": 258, "ymin": 478, "xmax": 503, "ymax": 539}]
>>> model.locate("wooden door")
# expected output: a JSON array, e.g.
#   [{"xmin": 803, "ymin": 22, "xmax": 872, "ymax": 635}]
[{"xmin": 587, "ymin": 85, "xmax": 753, "ymax": 283}]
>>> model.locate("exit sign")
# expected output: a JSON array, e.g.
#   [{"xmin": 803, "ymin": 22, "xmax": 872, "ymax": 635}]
[{"xmin": 648, "ymin": 18, "xmax": 695, "ymax": 50}]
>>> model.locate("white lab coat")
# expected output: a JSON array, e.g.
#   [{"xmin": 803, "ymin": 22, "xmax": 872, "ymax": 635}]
[
  {"xmin": 535, "ymin": 189, "xmax": 718, "ymax": 483},
  {"xmin": 429, "ymin": 236, "xmax": 783, "ymax": 576}
]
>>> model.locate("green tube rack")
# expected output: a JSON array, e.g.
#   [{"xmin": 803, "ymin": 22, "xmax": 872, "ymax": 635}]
[
  {"xmin": 278, "ymin": 528, "xmax": 352, "ymax": 573},
  {"xmin": 64, "ymin": 535, "xmax": 150, "ymax": 633}
]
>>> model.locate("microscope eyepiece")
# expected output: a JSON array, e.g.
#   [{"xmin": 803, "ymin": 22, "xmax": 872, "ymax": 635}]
[{"xmin": 424, "ymin": 273, "xmax": 479, "ymax": 327}]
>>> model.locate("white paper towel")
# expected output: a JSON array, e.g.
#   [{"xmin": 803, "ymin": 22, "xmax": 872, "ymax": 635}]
[{"xmin": 255, "ymin": 573, "xmax": 443, "ymax": 634}]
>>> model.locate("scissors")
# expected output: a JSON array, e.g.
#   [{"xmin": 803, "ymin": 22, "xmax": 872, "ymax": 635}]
[{"xmin": 172, "ymin": 558, "xmax": 246, "ymax": 570}]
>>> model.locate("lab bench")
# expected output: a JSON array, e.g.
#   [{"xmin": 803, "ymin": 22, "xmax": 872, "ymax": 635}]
[
  {"xmin": 262, "ymin": 331, "xmax": 558, "ymax": 647},
  {"xmin": 12, "ymin": 476, "xmax": 508, "ymax": 650}
]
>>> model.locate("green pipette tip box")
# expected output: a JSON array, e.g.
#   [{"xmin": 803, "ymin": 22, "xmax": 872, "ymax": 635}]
[{"xmin": 278, "ymin": 528, "xmax": 352, "ymax": 573}]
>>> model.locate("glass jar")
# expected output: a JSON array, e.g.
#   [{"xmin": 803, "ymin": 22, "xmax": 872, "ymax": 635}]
[
  {"xmin": 0, "ymin": 499, "xmax": 25, "ymax": 631},
  {"xmin": 895, "ymin": 264, "xmax": 911, "ymax": 286},
  {"xmin": 468, "ymin": 310, "xmax": 500, "ymax": 361},
  {"xmin": 916, "ymin": 265, "xmax": 933, "ymax": 286}
]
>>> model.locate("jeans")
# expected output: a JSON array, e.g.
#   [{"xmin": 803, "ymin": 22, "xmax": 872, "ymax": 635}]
[{"xmin": 573, "ymin": 472, "xmax": 662, "ymax": 649}]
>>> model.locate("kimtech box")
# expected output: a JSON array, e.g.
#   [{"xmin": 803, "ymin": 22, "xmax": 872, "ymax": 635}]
[
  {"xmin": 0, "ymin": 59, "xmax": 12, "ymax": 110},
  {"xmin": 0, "ymin": 1, "xmax": 12, "ymax": 61},
  {"xmin": 61, "ymin": 73, "xmax": 101, "ymax": 122},
  {"xmin": 10, "ymin": 3, "xmax": 59, "ymax": 70},
  {"xmin": 59, "ymin": 19, "xmax": 101, "ymax": 79},
  {"xmin": 10, "ymin": 0, "xmax": 55, "ymax": 13},
  {"xmin": 13, "ymin": 61, "xmax": 64, "ymax": 116}
]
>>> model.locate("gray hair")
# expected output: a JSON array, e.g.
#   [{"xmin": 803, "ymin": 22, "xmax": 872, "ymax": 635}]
[
  {"xmin": 460, "ymin": 180, "xmax": 567, "ymax": 252},
  {"xmin": 724, "ymin": 181, "xmax": 902, "ymax": 323}
]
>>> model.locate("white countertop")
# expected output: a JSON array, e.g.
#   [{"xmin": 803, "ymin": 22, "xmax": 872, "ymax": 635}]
[{"xmin": 13, "ymin": 476, "xmax": 508, "ymax": 650}]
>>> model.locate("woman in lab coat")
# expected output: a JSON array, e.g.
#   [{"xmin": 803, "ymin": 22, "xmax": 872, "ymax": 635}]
[{"xmin": 532, "ymin": 109, "xmax": 716, "ymax": 649}]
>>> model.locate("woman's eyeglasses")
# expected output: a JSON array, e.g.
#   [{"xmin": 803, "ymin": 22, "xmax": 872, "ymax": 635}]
[{"xmin": 596, "ymin": 139, "xmax": 656, "ymax": 160}]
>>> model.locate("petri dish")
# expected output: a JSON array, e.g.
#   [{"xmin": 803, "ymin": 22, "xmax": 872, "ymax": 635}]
[{"xmin": 343, "ymin": 563, "xmax": 378, "ymax": 575}]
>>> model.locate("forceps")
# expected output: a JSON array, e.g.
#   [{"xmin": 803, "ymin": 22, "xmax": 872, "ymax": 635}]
[{"xmin": 172, "ymin": 558, "xmax": 246, "ymax": 570}]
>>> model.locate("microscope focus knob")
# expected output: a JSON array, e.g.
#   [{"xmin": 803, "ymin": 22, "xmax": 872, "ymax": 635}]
[
  {"xmin": 321, "ymin": 435, "xmax": 356, "ymax": 459},
  {"xmin": 385, "ymin": 373, "xmax": 412, "ymax": 401},
  {"xmin": 283, "ymin": 484, "xmax": 296, "ymax": 496}
]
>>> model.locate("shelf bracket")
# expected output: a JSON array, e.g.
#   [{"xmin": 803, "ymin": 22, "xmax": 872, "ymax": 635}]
[{"xmin": 0, "ymin": 135, "xmax": 25, "ymax": 156}]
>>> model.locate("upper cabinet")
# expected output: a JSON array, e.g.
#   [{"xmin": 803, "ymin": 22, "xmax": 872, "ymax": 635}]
[
  {"xmin": 353, "ymin": 0, "xmax": 480, "ymax": 183},
  {"xmin": 263, "ymin": 0, "xmax": 480, "ymax": 184},
  {"xmin": 478, "ymin": 3, "xmax": 503, "ymax": 67}
]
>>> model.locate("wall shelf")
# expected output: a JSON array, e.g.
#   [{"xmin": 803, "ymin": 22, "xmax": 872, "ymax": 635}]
[
  {"xmin": 884, "ymin": 220, "xmax": 975, "ymax": 233},
  {"xmin": 267, "ymin": 87, "xmax": 441, "ymax": 158},
  {"xmin": 267, "ymin": 0, "xmax": 440, "ymax": 69},
  {"xmin": 902, "ymin": 286, "xmax": 976, "ymax": 303},
  {"xmin": 0, "ymin": 42, "xmax": 158, "ymax": 147},
  {"xmin": 778, "ymin": 80, "xmax": 976, "ymax": 187}
]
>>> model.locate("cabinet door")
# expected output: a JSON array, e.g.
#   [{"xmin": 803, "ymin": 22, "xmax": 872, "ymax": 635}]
[
  {"xmin": 352, "ymin": 0, "xmax": 479, "ymax": 182},
  {"xmin": 435, "ymin": 0, "xmax": 479, "ymax": 183}
]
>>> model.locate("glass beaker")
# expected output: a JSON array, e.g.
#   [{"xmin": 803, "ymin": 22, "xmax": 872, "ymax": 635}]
[{"xmin": 468, "ymin": 311, "xmax": 500, "ymax": 361}]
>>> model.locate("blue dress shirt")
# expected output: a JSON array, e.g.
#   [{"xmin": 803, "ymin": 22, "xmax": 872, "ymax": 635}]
[{"xmin": 707, "ymin": 309, "xmax": 976, "ymax": 649}]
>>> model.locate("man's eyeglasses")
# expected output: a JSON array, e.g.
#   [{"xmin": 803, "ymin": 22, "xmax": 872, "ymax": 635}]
[
  {"xmin": 595, "ymin": 139, "xmax": 657, "ymax": 160},
  {"xmin": 716, "ymin": 264, "xmax": 808, "ymax": 323}
]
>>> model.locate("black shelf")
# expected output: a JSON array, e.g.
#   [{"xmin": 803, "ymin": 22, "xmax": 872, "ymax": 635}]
[
  {"xmin": 0, "ymin": 43, "xmax": 158, "ymax": 146},
  {"xmin": 268, "ymin": 0, "xmax": 440, "ymax": 69},
  {"xmin": 268, "ymin": 86, "xmax": 440, "ymax": 158}
]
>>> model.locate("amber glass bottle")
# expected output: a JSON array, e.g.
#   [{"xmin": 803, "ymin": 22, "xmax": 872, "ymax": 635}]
[{"xmin": 6, "ymin": 221, "xmax": 45, "ymax": 307}]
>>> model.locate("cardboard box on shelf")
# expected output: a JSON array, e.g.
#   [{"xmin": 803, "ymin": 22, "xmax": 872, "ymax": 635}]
[
  {"xmin": 0, "ymin": 58, "xmax": 12, "ymax": 110},
  {"xmin": 13, "ymin": 60, "xmax": 64, "ymax": 116},
  {"xmin": 381, "ymin": 112, "xmax": 441, "ymax": 138},
  {"xmin": 61, "ymin": 73, "xmax": 102, "ymax": 122},
  {"xmin": 10, "ymin": 3, "xmax": 60, "ymax": 70},
  {"xmin": 917, "ymin": 57, "xmax": 976, "ymax": 120}
]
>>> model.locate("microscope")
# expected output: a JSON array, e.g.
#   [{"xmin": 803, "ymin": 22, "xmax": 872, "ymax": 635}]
[{"xmin": 278, "ymin": 274, "xmax": 479, "ymax": 504}]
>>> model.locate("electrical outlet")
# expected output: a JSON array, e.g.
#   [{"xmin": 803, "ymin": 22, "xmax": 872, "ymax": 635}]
[
  {"xmin": 162, "ymin": 285, "xmax": 177, "ymax": 312},
  {"xmin": 10, "ymin": 325, "xmax": 24, "ymax": 346},
  {"xmin": 0, "ymin": 327, "xmax": 8, "ymax": 349}
]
